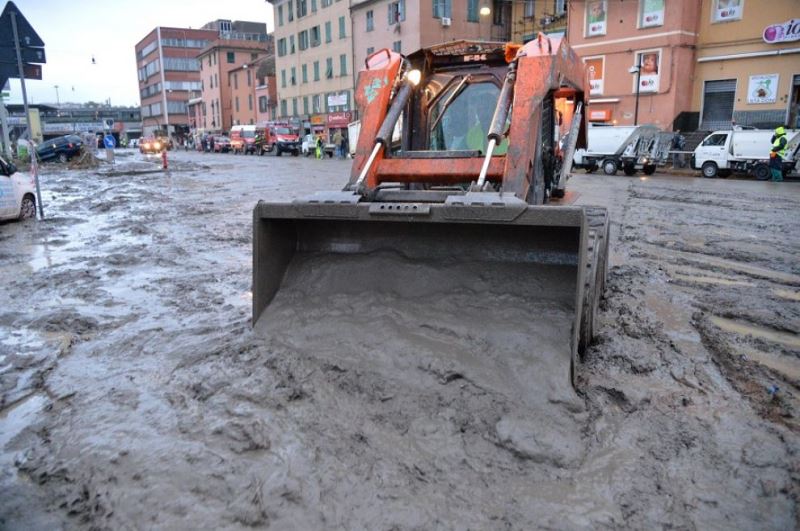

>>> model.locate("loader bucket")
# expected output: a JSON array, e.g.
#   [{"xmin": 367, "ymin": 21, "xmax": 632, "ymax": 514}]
[{"xmin": 253, "ymin": 199, "xmax": 591, "ymax": 406}]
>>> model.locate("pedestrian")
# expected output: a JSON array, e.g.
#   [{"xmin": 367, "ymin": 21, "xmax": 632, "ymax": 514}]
[
  {"xmin": 315, "ymin": 135, "xmax": 323, "ymax": 159},
  {"xmin": 769, "ymin": 126, "xmax": 788, "ymax": 182},
  {"xmin": 332, "ymin": 129, "xmax": 343, "ymax": 159},
  {"xmin": 341, "ymin": 134, "xmax": 348, "ymax": 159},
  {"xmin": 671, "ymin": 130, "xmax": 686, "ymax": 168},
  {"xmin": 209, "ymin": 135, "xmax": 216, "ymax": 153}
]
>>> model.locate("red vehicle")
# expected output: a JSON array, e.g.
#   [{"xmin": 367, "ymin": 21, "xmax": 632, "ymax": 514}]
[
  {"xmin": 212, "ymin": 135, "xmax": 232, "ymax": 153},
  {"xmin": 264, "ymin": 123, "xmax": 301, "ymax": 156},
  {"xmin": 230, "ymin": 125, "xmax": 266, "ymax": 155}
]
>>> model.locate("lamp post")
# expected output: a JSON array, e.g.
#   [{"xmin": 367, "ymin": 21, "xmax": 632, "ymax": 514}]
[{"xmin": 629, "ymin": 55, "xmax": 642, "ymax": 126}]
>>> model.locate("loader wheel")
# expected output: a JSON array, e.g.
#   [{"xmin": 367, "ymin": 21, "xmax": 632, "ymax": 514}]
[
  {"xmin": 623, "ymin": 164, "xmax": 636, "ymax": 176},
  {"xmin": 579, "ymin": 207, "xmax": 610, "ymax": 359},
  {"xmin": 643, "ymin": 164, "xmax": 656, "ymax": 175},
  {"xmin": 602, "ymin": 159, "xmax": 618, "ymax": 175}
]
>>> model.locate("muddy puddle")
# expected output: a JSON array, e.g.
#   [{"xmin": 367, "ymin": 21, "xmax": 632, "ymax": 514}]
[{"xmin": 0, "ymin": 154, "xmax": 798, "ymax": 529}]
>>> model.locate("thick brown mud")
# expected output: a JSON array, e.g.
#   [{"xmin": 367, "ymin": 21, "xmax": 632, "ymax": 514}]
[{"xmin": 1, "ymin": 153, "xmax": 798, "ymax": 529}]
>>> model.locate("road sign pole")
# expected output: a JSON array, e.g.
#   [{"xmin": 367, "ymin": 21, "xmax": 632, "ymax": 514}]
[
  {"xmin": 0, "ymin": 94, "xmax": 11, "ymax": 158},
  {"xmin": 11, "ymin": 9, "xmax": 43, "ymax": 219}
]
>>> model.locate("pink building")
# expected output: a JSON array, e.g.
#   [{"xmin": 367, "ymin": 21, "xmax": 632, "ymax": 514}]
[{"xmin": 567, "ymin": 0, "xmax": 700, "ymax": 129}]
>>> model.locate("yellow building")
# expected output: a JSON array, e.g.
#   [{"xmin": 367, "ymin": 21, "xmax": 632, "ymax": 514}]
[
  {"xmin": 510, "ymin": 0, "xmax": 567, "ymax": 42},
  {"xmin": 690, "ymin": 0, "xmax": 800, "ymax": 130}
]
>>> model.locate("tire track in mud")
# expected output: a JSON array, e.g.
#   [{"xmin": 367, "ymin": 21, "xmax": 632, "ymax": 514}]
[{"xmin": 2, "ymin": 162, "xmax": 799, "ymax": 529}]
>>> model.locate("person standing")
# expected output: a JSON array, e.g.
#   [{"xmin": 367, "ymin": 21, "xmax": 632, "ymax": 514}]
[
  {"xmin": 769, "ymin": 126, "xmax": 788, "ymax": 182},
  {"xmin": 315, "ymin": 135, "xmax": 323, "ymax": 159},
  {"xmin": 332, "ymin": 129, "xmax": 343, "ymax": 159}
]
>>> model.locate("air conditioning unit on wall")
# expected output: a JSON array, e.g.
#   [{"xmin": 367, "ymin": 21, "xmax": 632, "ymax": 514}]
[{"xmin": 441, "ymin": 17, "xmax": 451, "ymax": 27}]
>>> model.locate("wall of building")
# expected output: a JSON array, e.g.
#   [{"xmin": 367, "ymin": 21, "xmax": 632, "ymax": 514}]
[
  {"xmin": 567, "ymin": 0, "xmax": 700, "ymax": 129},
  {"xmin": 690, "ymin": 0, "xmax": 800, "ymax": 130},
  {"xmin": 272, "ymin": 0, "xmax": 354, "ymax": 124},
  {"xmin": 510, "ymin": 0, "xmax": 567, "ymax": 43}
]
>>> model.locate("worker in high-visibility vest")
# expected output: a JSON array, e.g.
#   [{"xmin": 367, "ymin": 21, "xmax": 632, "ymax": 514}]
[{"xmin": 769, "ymin": 126, "xmax": 788, "ymax": 182}]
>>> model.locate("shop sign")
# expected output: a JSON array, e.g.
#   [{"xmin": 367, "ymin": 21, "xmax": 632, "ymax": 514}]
[
  {"xmin": 584, "ymin": 57, "xmax": 604, "ymax": 95},
  {"xmin": 327, "ymin": 92, "xmax": 348, "ymax": 107},
  {"xmin": 588, "ymin": 109, "xmax": 611, "ymax": 121},
  {"xmin": 763, "ymin": 19, "xmax": 800, "ymax": 44},
  {"xmin": 310, "ymin": 114, "xmax": 326, "ymax": 125},
  {"xmin": 747, "ymin": 74, "xmax": 779, "ymax": 104},
  {"xmin": 327, "ymin": 111, "xmax": 352, "ymax": 127}
]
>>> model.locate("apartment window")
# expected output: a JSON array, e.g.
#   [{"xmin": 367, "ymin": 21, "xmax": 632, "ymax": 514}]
[
  {"xmin": 367, "ymin": 46, "xmax": 374, "ymax": 56},
  {"xmin": 555, "ymin": 0, "xmax": 566, "ymax": 15},
  {"xmin": 235, "ymin": 96, "xmax": 240, "ymax": 112},
  {"xmin": 339, "ymin": 16, "xmax": 346, "ymax": 38},
  {"xmin": 432, "ymin": 0, "xmax": 451, "ymax": 18},
  {"xmin": 278, "ymin": 5, "xmax": 284, "ymax": 25},
  {"xmin": 586, "ymin": 1, "xmax": 608, "ymax": 37},
  {"xmin": 214, "ymin": 73, "xmax": 218, "ymax": 87},
  {"xmin": 248, "ymin": 94, "xmax": 253, "ymax": 111},
  {"xmin": 302, "ymin": 64, "xmax": 308, "ymax": 83},
  {"xmin": 392, "ymin": 41, "xmax": 401, "ymax": 53},
  {"xmin": 314, "ymin": 60, "xmax": 320, "ymax": 81},
  {"xmin": 292, "ymin": 98, "xmax": 298, "ymax": 116},
  {"xmin": 207, "ymin": 55, "xmax": 211, "ymax": 67},
  {"xmin": 340, "ymin": 54, "xmax": 347, "ymax": 76},
  {"xmin": 388, "ymin": 0, "xmax": 405, "ymax": 23},
  {"xmin": 251, "ymin": 53, "xmax": 258, "ymax": 61},
  {"xmin": 278, "ymin": 38, "xmax": 287, "ymax": 56},
  {"xmin": 209, "ymin": 75, "xmax": 213, "ymax": 89},
  {"xmin": 281, "ymin": 99, "xmax": 287, "ymax": 116},
  {"xmin": 638, "ymin": 0, "xmax": 665, "ymax": 28},
  {"xmin": 163, "ymin": 57, "xmax": 199, "ymax": 71},
  {"xmin": 281, "ymin": 69, "xmax": 286, "ymax": 88},
  {"xmin": 711, "ymin": 0, "xmax": 743, "ymax": 23},
  {"xmin": 523, "ymin": 0, "xmax": 534, "ymax": 18},
  {"xmin": 227, "ymin": 51, "xmax": 235, "ymax": 63},
  {"xmin": 290, "ymin": 35, "xmax": 296, "ymax": 54},
  {"xmin": 313, "ymin": 94, "xmax": 322, "ymax": 113},
  {"xmin": 311, "ymin": 0, "xmax": 317, "ymax": 12},
  {"xmin": 259, "ymin": 96, "xmax": 268, "ymax": 113},
  {"xmin": 325, "ymin": 21, "xmax": 332, "ymax": 42},
  {"xmin": 326, "ymin": 57, "xmax": 333, "ymax": 78},
  {"xmin": 366, "ymin": 10, "xmax": 374, "ymax": 31},
  {"xmin": 288, "ymin": 0, "xmax": 294, "ymax": 21},
  {"xmin": 234, "ymin": 73, "xmax": 238, "ymax": 89},
  {"xmin": 299, "ymin": 30, "xmax": 309, "ymax": 50},
  {"xmin": 303, "ymin": 96, "xmax": 309, "ymax": 114},
  {"xmin": 291, "ymin": 66, "xmax": 297, "ymax": 85},
  {"xmin": 492, "ymin": 0, "xmax": 504, "ymax": 25},
  {"xmin": 298, "ymin": 0, "xmax": 307, "ymax": 18},
  {"xmin": 321, "ymin": 0, "xmax": 331, "ymax": 6},
  {"xmin": 247, "ymin": 70, "xmax": 251, "ymax": 86},
  {"xmin": 311, "ymin": 25, "xmax": 321, "ymax": 46},
  {"xmin": 467, "ymin": 0, "xmax": 479, "ymax": 22}
]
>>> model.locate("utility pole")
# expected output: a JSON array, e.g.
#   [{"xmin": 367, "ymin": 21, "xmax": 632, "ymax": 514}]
[
  {"xmin": 11, "ymin": 9, "xmax": 43, "ymax": 218},
  {"xmin": 0, "ymin": 93, "xmax": 11, "ymax": 158},
  {"xmin": 54, "ymin": 83, "xmax": 59, "ymax": 104}
]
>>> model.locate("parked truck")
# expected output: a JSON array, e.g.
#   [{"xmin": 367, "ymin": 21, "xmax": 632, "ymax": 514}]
[
  {"xmin": 572, "ymin": 124, "xmax": 663, "ymax": 175},
  {"xmin": 691, "ymin": 129, "xmax": 800, "ymax": 179}
]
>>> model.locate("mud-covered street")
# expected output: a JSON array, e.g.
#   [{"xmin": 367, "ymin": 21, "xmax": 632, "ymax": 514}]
[{"xmin": 1, "ymin": 150, "xmax": 798, "ymax": 529}]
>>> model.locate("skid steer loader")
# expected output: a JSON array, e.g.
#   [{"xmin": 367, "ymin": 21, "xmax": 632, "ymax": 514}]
[{"xmin": 252, "ymin": 37, "xmax": 609, "ymax": 396}]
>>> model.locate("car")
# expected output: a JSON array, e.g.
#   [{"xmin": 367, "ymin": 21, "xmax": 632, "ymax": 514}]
[
  {"xmin": 0, "ymin": 154, "xmax": 37, "ymax": 221},
  {"xmin": 35, "ymin": 134, "xmax": 83, "ymax": 163},
  {"xmin": 139, "ymin": 137, "xmax": 166, "ymax": 154},
  {"xmin": 212, "ymin": 135, "xmax": 232, "ymax": 153}
]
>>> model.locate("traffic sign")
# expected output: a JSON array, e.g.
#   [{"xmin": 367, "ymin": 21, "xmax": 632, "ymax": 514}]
[
  {"xmin": 0, "ymin": 45, "xmax": 45, "ymax": 64},
  {"xmin": 0, "ymin": 2, "xmax": 45, "ymax": 48}
]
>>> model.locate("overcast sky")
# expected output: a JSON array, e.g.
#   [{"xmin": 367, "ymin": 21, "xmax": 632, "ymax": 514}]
[{"xmin": 3, "ymin": 0, "xmax": 274, "ymax": 107}]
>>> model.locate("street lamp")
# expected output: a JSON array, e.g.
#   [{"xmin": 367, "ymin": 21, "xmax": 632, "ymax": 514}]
[
  {"xmin": 629, "ymin": 55, "xmax": 642, "ymax": 126},
  {"xmin": 480, "ymin": 4, "xmax": 491, "ymax": 41}
]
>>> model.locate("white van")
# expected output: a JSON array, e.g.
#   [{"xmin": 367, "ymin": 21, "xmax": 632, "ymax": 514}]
[
  {"xmin": 573, "ymin": 124, "xmax": 662, "ymax": 175},
  {"xmin": 691, "ymin": 129, "xmax": 800, "ymax": 179},
  {"xmin": 0, "ymin": 155, "xmax": 37, "ymax": 221}
]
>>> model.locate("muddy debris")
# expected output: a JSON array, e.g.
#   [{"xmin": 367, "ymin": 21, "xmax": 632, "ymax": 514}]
[{"xmin": 0, "ymin": 152, "xmax": 798, "ymax": 529}]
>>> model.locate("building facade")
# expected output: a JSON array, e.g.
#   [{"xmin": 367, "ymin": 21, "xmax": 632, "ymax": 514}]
[
  {"xmin": 269, "ymin": 0, "xmax": 355, "ymax": 138},
  {"xmin": 510, "ymin": 0, "xmax": 568, "ymax": 43},
  {"xmin": 227, "ymin": 55, "xmax": 278, "ymax": 126},
  {"xmin": 566, "ymin": 0, "xmax": 700, "ymax": 129},
  {"xmin": 135, "ymin": 27, "xmax": 217, "ymax": 138},
  {"xmin": 351, "ymin": 0, "xmax": 511, "ymax": 81},
  {"xmin": 135, "ymin": 20, "xmax": 270, "ymax": 139},
  {"xmin": 689, "ymin": 0, "xmax": 800, "ymax": 130}
]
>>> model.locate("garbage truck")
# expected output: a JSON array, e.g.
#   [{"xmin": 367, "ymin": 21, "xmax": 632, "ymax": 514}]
[
  {"xmin": 691, "ymin": 128, "xmax": 800, "ymax": 179},
  {"xmin": 252, "ymin": 38, "xmax": 610, "ymax": 403},
  {"xmin": 573, "ymin": 123, "xmax": 662, "ymax": 175}
]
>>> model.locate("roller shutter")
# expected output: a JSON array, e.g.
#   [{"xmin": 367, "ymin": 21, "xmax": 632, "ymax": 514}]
[{"xmin": 701, "ymin": 79, "xmax": 736, "ymax": 130}]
